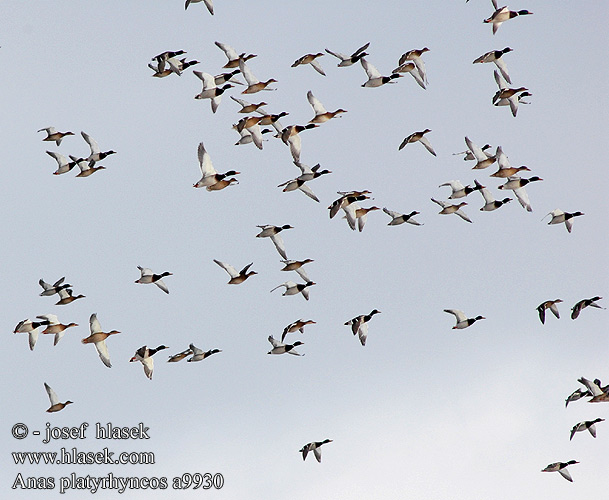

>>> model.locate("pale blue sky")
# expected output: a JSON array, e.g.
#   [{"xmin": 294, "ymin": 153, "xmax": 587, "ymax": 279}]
[{"xmin": 1, "ymin": 1, "xmax": 607, "ymax": 498}]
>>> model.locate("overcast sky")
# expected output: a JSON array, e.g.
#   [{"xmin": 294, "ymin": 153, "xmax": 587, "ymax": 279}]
[{"xmin": 1, "ymin": 1, "xmax": 607, "ymax": 499}]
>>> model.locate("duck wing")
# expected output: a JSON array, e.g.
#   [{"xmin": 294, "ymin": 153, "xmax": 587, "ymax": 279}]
[
  {"xmin": 44, "ymin": 383, "xmax": 59, "ymax": 406},
  {"xmin": 213, "ymin": 259, "xmax": 239, "ymax": 278},
  {"xmin": 95, "ymin": 340, "xmax": 112, "ymax": 368}
]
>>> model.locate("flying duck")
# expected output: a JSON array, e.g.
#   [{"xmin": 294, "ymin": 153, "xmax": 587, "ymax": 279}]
[
  {"xmin": 44, "ymin": 383, "xmax": 73, "ymax": 413},
  {"xmin": 455, "ymin": 142, "xmax": 494, "ymax": 162},
  {"xmin": 267, "ymin": 336, "xmax": 304, "ymax": 356},
  {"xmin": 256, "ymin": 225, "xmax": 293, "ymax": 259},
  {"xmin": 38, "ymin": 127, "xmax": 74, "ymax": 146},
  {"xmin": 213, "ymin": 259, "xmax": 257, "ymax": 284},
  {"xmin": 239, "ymin": 59, "xmax": 277, "ymax": 94},
  {"xmin": 397, "ymin": 47, "xmax": 429, "ymax": 85},
  {"xmin": 135, "ymin": 266, "xmax": 172, "ymax": 294},
  {"xmin": 345, "ymin": 309, "xmax": 380, "ymax": 346},
  {"xmin": 278, "ymin": 177, "xmax": 320, "ymax": 202},
  {"xmin": 536, "ymin": 299, "xmax": 562, "ymax": 324},
  {"xmin": 38, "ymin": 314, "xmax": 78, "ymax": 345},
  {"xmin": 214, "ymin": 41, "xmax": 256, "ymax": 69},
  {"xmin": 299, "ymin": 439, "xmax": 332, "ymax": 462},
  {"xmin": 70, "ymin": 155, "xmax": 106, "ymax": 177},
  {"xmin": 280, "ymin": 259, "xmax": 314, "ymax": 282},
  {"xmin": 473, "ymin": 47, "xmax": 513, "ymax": 83},
  {"xmin": 194, "ymin": 142, "xmax": 240, "ymax": 188},
  {"xmin": 39, "ymin": 277, "xmax": 70, "ymax": 297},
  {"xmin": 439, "ymin": 180, "xmax": 482, "ymax": 199},
  {"xmin": 130, "ymin": 345, "xmax": 169, "ymax": 379},
  {"xmin": 544, "ymin": 209, "xmax": 584, "ymax": 233},
  {"xmin": 565, "ymin": 388, "xmax": 590, "ymax": 407},
  {"xmin": 230, "ymin": 96, "xmax": 267, "ymax": 113},
  {"xmin": 570, "ymin": 418, "xmax": 604, "ymax": 440},
  {"xmin": 281, "ymin": 319, "xmax": 316, "ymax": 342},
  {"xmin": 360, "ymin": 58, "xmax": 401, "ymax": 87},
  {"xmin": 306, "ymin": 91, "xmax": 346, "ymax": 123},
  {"xmin": 541, "ymin": 461, "xmax": 578, "ymax": 482},
  {"xmin": 193, "ymin": 71, "xmax": 233, "ymax": 113},
  {"xmin": 484, "ymin": 1, "xmax": 533, "ymax": 35},
  {"xmin": 167, "ymin": 348, "xmax": 193, "ymax": 363},
  {"xmin": 444, "ymin": 309, "xmax": 485, "ymax": 329},
  {"xmin": 497, "ymin": 176, "xmax": 543, "ymax": 212},
  {"xmin": 14, "ymin": 318, "xmax": 49, "ymax": 351},
  {"xmin": 490, "ymin": 147, "xmax": 530, "ymax": 178},
  {"xmin": 270, "ymin": 281, "xmax": 315, "ymax": 301},
  {"xmin": 187, "ymin": 344, "xmax": 222, "ymax": 362},
  {"xmin": 475, "ymin": 180, "xmax": 512, "ymax": 211},
  {"xmin": 399, "ymin": 129, "xmax": 436, "ymax": 156},
  {"xmin": 571, "ymin": 296, "xmax": 604, "ymax": 320},
  {"xmin": 345, "ymin": 204, "xmax": 380, "ymax": 232},
  {"xmin": 46, "ymin": 151, "xmax": 76, "ymax": 175},
  {"xmin": 493, "ymin": 71, "xmax": 528, "ymax": 117},
  {"xmin": 577, "ymin": 377, "xmax": 609, "ymax": 403},
  {"xmin": 325, "ymin": 42, "xmax": 369, "ymax": 67},
  {"xmin": 431, "ymin": 198, "xmax": 472, "ymax": 223},
  {"xmin": 81, "ymin": 131, "xmax": 116, "ymax": 163},
  {"xmin": 292, "ymin": 53, "xmax": 326, "ymax": 76},
  {"xmin": 81, "ymin": 313, "xmax": 120, "ymax": 368},
  {"xmin": 382, "ymin": 208, "xmax": 423, "ymax": 226},
  {"xmin": 464, "ymin": 137, "xmax": 497, "ymax": 170}
]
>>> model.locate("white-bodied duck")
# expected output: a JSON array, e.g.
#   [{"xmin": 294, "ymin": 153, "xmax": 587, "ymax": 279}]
[
  {"xmin": 541, "ymin": 461, "xmax": 578, "ymax": 482},
  {"xmin": 360, "ymin": 58, "xmax": 401, "ymax": 87},
  {"xmin": 475, "ymin": 180, "xmax": 512, "ymax": 211},
  {"xmin": 135, "ymin": 266, "xmax": 172, "ymax": 294},
  {"xmin": 256, "ymin": 225, "xmax": 293, "ymax": 259},
  {"xmin": 270, "ymin": 281, "xmax": 315, "ymax": 301},
  {"xmin": 484, "ymin": 1, "xmax": 533, "ymax": 34},
  {"xmin": 325, "ymin": 42, "xmax": 369, "ymax": 67},
  {"xmin": 130, "ymin": 345, "xmax": 169, "ymax": 380},
  {"xmin": 497, "ymin": 175, "xmax": 542, "ymax": 212},
  {"xmin": 187, "ymin": 343, "xmax": 221, "ymax": 362},
  {"xmin": 46, "ymin": 151, "xmax": 76, "ymax": 175},
  {"xmin": 14, "ymin": 318, "xmax": 49, "ymax": 351},
  {"xmin": 473, "ymin": 47, "xmax": 513, "ymax": 83},
  {"xmin": 81, "ymin": 131, "xmax": 116, "ymax": 163},
  {"xmin": 345, "ymin": 309, "xmax": 380, "ymax": 346},
  {"xmin": 268, "ymin": 336, "xmax": 304, "ymax": 356},
  {"xmin": 544, "ymin": 209, "xmax": 584, "ymax": 233},
  {"xmin": 444, "ymin": 309, "xmax": 485, "ymax": 329},
  {"xmin": 570, "ymin": 418, "xmax": 604, "ymax": 440},
  {"xmin": 382, "ymin": 208, "xmax": 423, "ymax": 226},
  {"xmin": 193, "ymin": 142, "xmax": 240, "ymax": 189}
]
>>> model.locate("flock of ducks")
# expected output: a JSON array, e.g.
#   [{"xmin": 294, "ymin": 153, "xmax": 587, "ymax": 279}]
[{"xmin": 12, "ymin": 0, "xmax": 604, "ymax": 486}]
